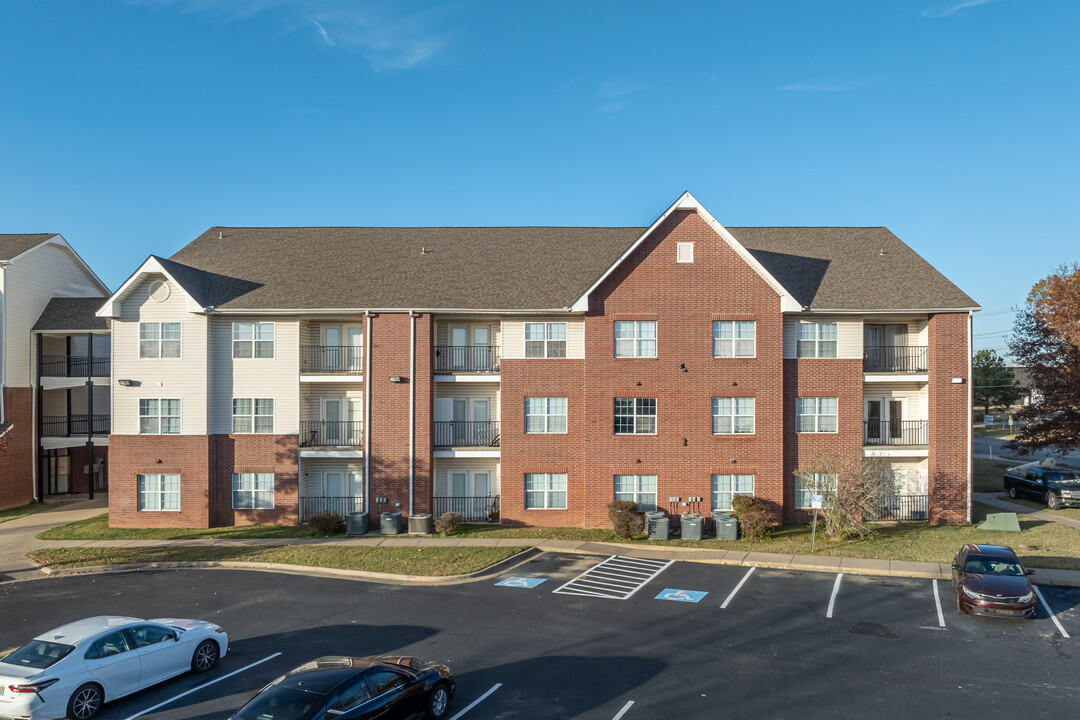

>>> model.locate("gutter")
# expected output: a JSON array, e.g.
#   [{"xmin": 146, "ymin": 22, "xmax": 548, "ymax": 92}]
[{"xmin": 201, "ymin": 307, "xmax": 577, "ymax": 316}]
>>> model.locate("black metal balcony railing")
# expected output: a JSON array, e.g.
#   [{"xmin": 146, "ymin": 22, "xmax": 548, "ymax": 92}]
[
  {"xmin": 300, "ymin": 496, "xmax": 364, "ymax": 521},
  {"xmin": 433, "ymin": 421, "xmax": 500, "ymax": 447},
  {"xmin": 300, "ymin": 346, "xmax": 364, "ymax": 374},
  {"xmin": 867, "ymin": 495, "xmax": 929, "ymax": 522},
  {"xmin": 863, "ymin": 420, "xmax": 928, "ymax": 446},
  {"xmin": 41, "ymin": 415, "xmax": 110, "ymax": 437},
  {"xmin": 40, "ymin": 356, "xmax": 110, "ymax": 378},
  {"xmin": 863, "ymin": 345, "xmax": 929, "ymax": 373},
  {"xmin": 434, "ymin": 345, "xmax": 500, "ymax": 373},
  {"xmin": 300, "ymin": 420, "xmax": 364, "ymax": 447},
  {"xmin": 434, "ymin": 495, "xmax": 501, "ymax": 523}
]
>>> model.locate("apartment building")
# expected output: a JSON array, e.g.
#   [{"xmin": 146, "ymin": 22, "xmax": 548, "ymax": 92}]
[
  {"xmin": 0, "ymin": 235, "xmax": 110, "ymax": 509},
  {"xmin": 97, "ymin": 193, "xmax": 978, "ymax": 529}
]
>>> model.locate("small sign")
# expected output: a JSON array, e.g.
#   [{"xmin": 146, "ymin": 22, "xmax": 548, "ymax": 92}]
[
  {"xmin": 811, "ymin": 494, "xmax": 823, "ymax": 510},
  {"xmin": 985, "ymin": 414, "xmax": 994, "ymax": 426},
  {"xmin": 656, "ymin": 588, "xmax": 708, "ymax": 603},
  {"xmin": 496, "ymin": 577, "xmax": 547, "ymax": 588}
]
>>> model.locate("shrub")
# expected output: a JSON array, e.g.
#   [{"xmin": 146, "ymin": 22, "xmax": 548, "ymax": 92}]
[
  {"xmin": 435, "ymin": 512, "xmax": 464, "ymax": 534},
  {"xmin": 731, "ymin": 496, "xmax": 773, "ymax": 541},
  {"xmin": 306, "ymin": 512, "xmax": 346, "ymax": 537},
  {"xmin": 607, "ymin": 500, "xmax": 644, "ymax": 539}
]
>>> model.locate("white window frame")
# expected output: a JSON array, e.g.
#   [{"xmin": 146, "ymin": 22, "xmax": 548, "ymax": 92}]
[
  {"xmin": 137, "ymin": 473, "xmax": 180, "ymax": 511},
  {"xmin": 676, "ymin": 242, "xmax": 694, "ymax": 263},
  {"xmin": 139, "ymin": 322, "xmax": 182, "ymax": 359},
  {"xmin": 613, "ymin": 474, "xmax": 657, "ymax": 512},
  {"xmin": 713, "ymin": 321, "xmax": 755, "ymax": 358},
  {"xmin": 524, "ymin": 397, "xmax": 567, "ymax": 434},
  {"xmin": 139, "ymin": 399, "xmax": 181, "ymax": 435},
  {"xmin": 614, "ymin": 320, "xmax": 657, "ymax": 358},
  {"xmin": 525, "ymin": 472, "xmax": 568, "ymax": 509},
  {"xmin": 796, "ymin": 321, "xmax": 838, "ymax": 358},
  {"xmin": 796, "ymin": 473, "xmax": 838, "ymax": 508},
  {"xmin": 614, "ymin": 397, "xmax": 657, "ymax": 435},
  {"xmin": 232, "ymin": 472, "xmax": 275, "ymax": 509},
  {"xmin": 232, "ymin": 398, "xmax": 275, "ymax": 434},
  {"xmin": 711, "ymin": 474, "xmax": 755, "ymax": 511},
  {"xmin": 796, "ymin": 397, "xmax": 838, "ymax": 433},
  {"xmin": 233, "ymin": 321, "xmax": 275, "ymax": 359},
  {"xmin": 712, "ymin": 397, "xmax": 755, "ymax": 434},
  {"xmin": 524, "ymin": 322, "xmax": 567, "ymax": 358}
]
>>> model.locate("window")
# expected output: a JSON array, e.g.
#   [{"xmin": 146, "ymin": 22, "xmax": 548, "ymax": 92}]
[
  {"xmin": 525, "ymin": 473, "xmax": 567, "ymax": 509},
  {"xmin": 137, "ymin": 473, "xmax": 180, "ymax": 511},
  {"xmin": 524, "ymin": 322, "xmax": 567, "ymax": 358},
  {"xmin": 129, "ymin": 625, "xmax": 175, "ymax": 647},
  {"xmin": 713, "ymin": 321, "xmax": 755, "ymax": 358},
  {"xmin": 85, "ymin": 632, "xmax": 131, "ymax": 660},
  {"xmin": 232, "ymin": 398, "xmax": 275, "ymax": 434},
  {"xmin": 712, "ymin": 474, "xmax": 754, "ymax": 510},
  {"xmin": 329, "ymin": 678, "xmax": 373, "ymax": 712},
  {"xmin": 796, "ymin": 397, "xmax": 838, "ymax": 433},
  {"xmin": 796, "ymin": 473, "xmax": 837, "ymax": 508},
  {"xmin": 677, "ymin": 242, "xmax": 694, "ymax": 263},
  {"xmin": 712, "ymin": 397, "xmax": 755, "ymax": 434},
  {"xmin": 139, "ymin": 322, "xmax": 181, "ymax": 358},
  {"xmin": 614, "ymin": 474, "xmax": 657, "ymax": 512},
  {"xmin": 796, "ymin": 322, "xmax": 838, "ymax": 358},
  {"xmin": 232, "ymin": 473, "xmax": 275, "ymax": 509},
  {"xmin": 367, "ymin": 670, "xmax": 408, "ymax": 696},
  {"xmin": 233, "ymin": 322, "xmax": 275, "ymax": 358},
  {"xmin": 614, "ymin": 397, "xmax": 656, "ymax": 434},
  {"xmin": 614, "ymin": 321, "xmax": 657, "ymax": 358},
  {"xmin": 139, "ymin": 399, "xmax": 180, "ymax": 434},
  {"xmin": 524, "ymin": 397, "xmax": 567, "ymax": 434}
]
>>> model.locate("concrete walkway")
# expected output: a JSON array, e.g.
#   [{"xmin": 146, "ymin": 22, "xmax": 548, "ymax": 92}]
[
  {"xmin": 5, "ymin": 497, "xmax": 1080, "ymax": 587},
  {"xmin": 974, "ymin": 491, "xmax": 1080, "ymax": 530}
]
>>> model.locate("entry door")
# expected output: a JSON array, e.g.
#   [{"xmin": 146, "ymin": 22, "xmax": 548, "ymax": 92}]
[
  {"xmin": 346, "ymin": 398, "xmax": 363, "ymax": 444},
  {"xmin": 346, "ymin": 327, "xmax": 363, "ymax": 371},
  {"xmin": 864, "ymin": 325, "xmax": 884, "ymax": 369},
  {"xmin": 325, "ymin": 471, "xmax": 345, "ymax": 497},
  {"xmin": 346, "ymin": 471, "xmax": 363, "ymax": 513},
  {"xmin": 473, "ymin": 471, "xmax": 491, "ymax": 497},
  {"xmin": 324, "ymin": 399, "xmax": 342, "ymax": 444},
  {"xmin": 473, "ymin": 327, "xmax": 491, "ymax": 370},
  {"xmin": 453, "ymin": 398, "xmax": 468, "ymax": 444},
  {"xmin": 56, "ymin": 455, "xmax": 70, "ymax": 493},
  {"xmin": 450, "ymin": 326, "xmax": 469, "ymax": 369},
  {"xmin": 323, "ymin": 326, "xmax": 342, "ymax": 372},
  {"xmin": 888, "ymin": 399, "xmax": 904, "ymax": 439},
  {"xmin": 472, "ymin": 399, "xmax": 490, "ymax": 445},
  {"xmin": 865, "ymin": 399, "xmax": 883, "ymax": 440},
  {"xmin": 451, "ymin": 472, "xmax": 468, "ymax": 497}
]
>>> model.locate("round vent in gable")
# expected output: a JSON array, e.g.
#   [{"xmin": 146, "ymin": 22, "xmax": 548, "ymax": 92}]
[{"xmin": 148, "ymin": 280, "xmax": 171, "ymax": 303}]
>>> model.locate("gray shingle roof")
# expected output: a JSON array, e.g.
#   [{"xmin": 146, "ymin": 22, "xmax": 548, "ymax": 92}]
[
  {"xmin": 0, "ymin": 234, "xmax": 55, "ymax": 261},
  {"xmin": 33, "ymin": 297, "xmax": 109, "ymax": 332}
]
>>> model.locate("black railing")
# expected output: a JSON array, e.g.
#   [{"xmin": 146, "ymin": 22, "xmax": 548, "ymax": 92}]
[
  {"xmin": 868, "ymin": 495, "xmax": 929, "ymax": 522},
  {"xmin": 300, "ymin": 420, "xmax": 364, "ymax": 447},
  {"xmin": 433, "ymin": 421, "xmax": 500, "ymax": 447},
  {"xmin": 300, "ymin": 346, "xmax": 364, "ymax": 374},
  {"xmin": 40, "ymin": 355, "xmax": 111, "ymax": 378},
  {"xmin": 433, "ymin": 496, "xmax": 500, "ymax": 523},
  {"xmin": 41, "ymin": 415, "xmax": 110, "ymax": 437},
  {"xmin": 433, "ymin": 345, "xmax": 500, "ymax": 373},
  {"xmin": 863, "ymin": 346, "xmax": 928, "ymax": 373},
  {"xmin": 863, "ymin": 420, "xmax": 928, "ymax": 446},
  {"xmin": 300, "ymin": 496, "xmax": 364, "ymax": 521}
]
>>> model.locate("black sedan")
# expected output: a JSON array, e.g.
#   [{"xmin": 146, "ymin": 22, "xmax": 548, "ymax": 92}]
[{"xmin": 230, "ymin": 656, "xmax": 455, "ymax": 720}]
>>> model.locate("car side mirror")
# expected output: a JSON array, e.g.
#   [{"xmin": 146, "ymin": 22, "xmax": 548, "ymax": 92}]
[{"xmin": 1026, "ymin": 569, "xmax": 1036, "ymax": 575}]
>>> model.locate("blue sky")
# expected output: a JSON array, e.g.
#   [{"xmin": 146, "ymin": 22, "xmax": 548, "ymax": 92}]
[{"xmin": 2, "ymin": 0, "xmax": 1076, "ymax": 354}]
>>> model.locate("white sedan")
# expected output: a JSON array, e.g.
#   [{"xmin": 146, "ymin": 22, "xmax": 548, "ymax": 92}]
[{"xmin": 0, "ymin": 615, "xmax": 228, "ymax": 720}]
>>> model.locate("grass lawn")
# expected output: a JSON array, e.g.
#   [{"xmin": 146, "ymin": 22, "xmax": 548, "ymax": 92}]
[
  {"xmin": 973, "ymin": 427, "xmax": 1017, "ymax": 440},
  {"xmin": 27, "ymin": 545, "xmax": 526, "ymax": 575},
  {"xmin": 37, "ymin": 514, "xmax": 339, "ymax": 541},
  {"xmin": 973, "ymin": 458, "xmax": 1021, "ymax": 493},
  {"xmin": 0, "ymin": 501, "xmax": 68, "ymax": 524}
]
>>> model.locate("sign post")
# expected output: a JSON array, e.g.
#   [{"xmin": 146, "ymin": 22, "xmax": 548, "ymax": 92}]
[{"xmin": 810, "ymin": 494, "xmax": 823, "ymax": 553}]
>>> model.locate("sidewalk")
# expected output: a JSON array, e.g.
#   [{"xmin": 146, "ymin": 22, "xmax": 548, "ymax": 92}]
[{"xmin": 5, "ymin": 498, "xmax": 1080, "ymax": 587}]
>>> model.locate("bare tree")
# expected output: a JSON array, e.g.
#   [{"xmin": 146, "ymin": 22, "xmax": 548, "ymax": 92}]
[{"xmin": 795, "ymin": 451, "xmax": 898, "ymax": 539}]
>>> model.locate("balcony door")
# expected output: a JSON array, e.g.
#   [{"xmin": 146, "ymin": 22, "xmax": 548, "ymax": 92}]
[
  {"xmin": 450, "ymin": 470, "xmax": 492, "ymax": 498},
  {"xmin": 865, "ymin": 398, "xmax": 904, "ymax": 441},
  {"xmin": 449, "ymin": 325, "xmax": 491, "ymax": 371},
  {"xmin": 322, "ymin": 325, "xmax": 363, "ymax": 372},
  {"xmin": 323, "ymin": 470, "xmax": 363, "ymax": 513},
  {"xmin": 322, "ymin": 398, "xmax": 362, "ymax": 445},
  {"xmin": 454, "ymin": 397, "xmax": 490, "ymax": 445}
]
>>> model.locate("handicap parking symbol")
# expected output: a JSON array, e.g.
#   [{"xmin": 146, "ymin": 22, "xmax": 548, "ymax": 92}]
[
  {"xmin": 496, "ymin": 577, "xmax": 547, "ymax": 588},
  {"xmin": 656, "ymin": 588, "xmax": 707, "ymax": 603}
]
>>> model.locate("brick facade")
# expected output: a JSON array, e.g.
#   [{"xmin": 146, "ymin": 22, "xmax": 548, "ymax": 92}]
[
  {"xmin": 927, "ymin": 312, "xmax": 972, "ymax": 524},
  {"xmin": 0, "ymin": 388, "xmax": 35, "ymax": 509}
]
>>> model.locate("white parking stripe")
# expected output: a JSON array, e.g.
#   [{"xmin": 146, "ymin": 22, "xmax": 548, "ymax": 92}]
[
  {"xmin": 932, "ymin": 579, "xmax": 946, "ymax": 628},
  {"xmin": 827, "ymin": 573, "xmax": 843, "ymax": 618},
  {"xmin": 612, "ymin": 700, "xmax": 635, "ymax": 719},
  {"xmin": 447, "ymin": 683, "xmax": 502, "ymax": 720},
  {"xmin": 720, "ymin": 567, "xmax": 756, "ymax": 609},
  {"xmin": 122, "ymin": 652, "xmax": 282, "ymax": 720},
  {"xmin": 1034, "ymin": 586, "xmax": 1071, "ymax": 639}
]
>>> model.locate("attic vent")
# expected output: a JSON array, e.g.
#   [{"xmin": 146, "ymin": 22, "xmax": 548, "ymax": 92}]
[
  {"xmin": 148, "ymin": 280, "xmax": 171, "ymax": 303},
  {"xmin": 879, "ymin": 248, "xmax": 888, "ymax": 256}
]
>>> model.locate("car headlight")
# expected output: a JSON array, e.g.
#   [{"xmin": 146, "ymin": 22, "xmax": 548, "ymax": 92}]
[
  {"xmin": 962, "ymin": 586, "xmax": 983, "ymax": 600},
  {"xmin": 1019, "ymin": 591, "xmax": 1035, "ymax": 603}
]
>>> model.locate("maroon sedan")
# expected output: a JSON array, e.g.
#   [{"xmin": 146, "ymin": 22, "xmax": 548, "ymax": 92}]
[{"xmin": 952, "ymin": 544, "xmax": 1037, "ymax": 618}]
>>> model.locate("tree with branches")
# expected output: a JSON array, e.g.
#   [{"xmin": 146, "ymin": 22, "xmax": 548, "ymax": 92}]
[
  {"xmin": 795, "ymin": 451, "xmax": 898, "ymax": 540},
  {"xmin": 972, "ymin": 349, "xmax": 1020, "ymax": 415}
]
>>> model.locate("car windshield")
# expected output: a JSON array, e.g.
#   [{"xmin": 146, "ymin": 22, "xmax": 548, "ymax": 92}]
[
  {"xmin": 1047, "ymin": 471, "xmax": 1080, "ymax": 486},
  {"xmin": 965, "ymin": 557, "xmax": 1025, "ymax": 576},
  {"xmin": 1, "ymin": 640, "xmax": 76, "ymax": 669},
  {"xmin": 234, "ymin": 688, "xmax": 326, "ymax": 720}
]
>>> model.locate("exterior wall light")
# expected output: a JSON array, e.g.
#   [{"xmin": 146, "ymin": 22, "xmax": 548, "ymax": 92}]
[{"xmin": 950, "ymin": 377, "xmax": 965, "ymax": 384}]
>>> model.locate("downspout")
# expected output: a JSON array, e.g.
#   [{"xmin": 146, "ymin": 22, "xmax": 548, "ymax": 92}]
[
  {"xmin": 364, "ymin": 311, "xmax": 371, "ymax": 517},
  {"xmin": 0, "ymin": 262, "xmax": 6, "ymax": 423},
  {"xmin": 409, "ymin": 311, "xmax": 416, "ymax": 515},
  {"xmin": 967, "ymin": 311, "xmax": 974, "ymax": 524}
]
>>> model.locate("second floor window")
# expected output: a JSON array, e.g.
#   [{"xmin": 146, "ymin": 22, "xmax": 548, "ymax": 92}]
[
  {"xmin": 525, "ymin": 397, "xmax": 567, "ymax": 434},
  {"xmin": 796, "ymin": 397, "xmax": 838, "ymax": 433},
  {"xmin": 139, "ymin": 399, "xmax": 180, "ymax": 434},
  {"xmin": 797, "ymin": 322, "xmax": 838, "ymax": 358},
  {"xmin": 234, "ymin": 322, "xmax": 275, "ymax": 358},
  {"xmin": 614, "ymin": 321, "xmax": 656, "ymax": 358},
  {"xmin": 712, "ymin": 397, "xmax": 755, "ymax": 434},
  {"xmin": 525, "ymin": 322, "xmax": 567, "ymax": 358},
  {"xmin": 233, "ymin": 399, "xmax": 275, "ymax": 433},
  {"xmin": 713, "ymin": 321, "xmax": 755, "ymax": 358},
  {"xmin": 139, "ymin": 322, "xmax": 181, "ymax": 358},
  {"xmin": 614, "ymin": 397, "xmax": 656, "ymax": 435}
]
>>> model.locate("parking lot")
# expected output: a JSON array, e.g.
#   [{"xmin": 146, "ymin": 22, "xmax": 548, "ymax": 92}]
[{"xmin": 3, "ymin": 554, "xmax": 1080, "ymax": 719}]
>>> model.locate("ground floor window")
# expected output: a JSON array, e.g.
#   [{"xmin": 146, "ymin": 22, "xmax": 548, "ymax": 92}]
[
  {"xmin": 795, "ymin": 473, "xmax": 837, "ymax": 508},
  {"xmin": 711, "ymin": 474, "xmax": 754, "ymax": 510},
  {"xmin": 525, "ymin": 473, "xmax": 567, "ymax": 509},
  {"xmin": 137, "ymin": 474, "xmax": 180, "ymax": 511},
  {"xmin": 614, "ymin": 474, "xmax": 657, "ymax": 512},
  {"xmin": 232, "ymin": 473, "xmax": 275, "ymax": 509}
]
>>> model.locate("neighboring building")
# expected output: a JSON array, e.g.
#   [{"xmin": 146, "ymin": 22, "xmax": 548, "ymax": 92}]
[
  {"xmin": 0, "ymin": 234, "xmax": 110, "ymax": 509},
  {"xmin": 97, "ymin": 193, "xmax": 979, "ymax": 529}
]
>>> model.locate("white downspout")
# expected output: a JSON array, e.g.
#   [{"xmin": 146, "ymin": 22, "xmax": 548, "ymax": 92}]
[
  {"xmin": 0, "ymin": 263, "xmax": 6, "ymax": 423},
  {"xmin": 409, "ymin": 311, "xmax": 416, "ymax": 515},
  {"xmin": 967, "ymin": 310, "xmax": 974, "ymax": 524},
  {"xmin": 365, "ymin": 311, "xmax": 372, "ymax": 516}
]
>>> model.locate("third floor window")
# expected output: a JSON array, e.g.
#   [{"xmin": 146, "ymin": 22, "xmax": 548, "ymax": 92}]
[
  {"xmin": 525, "ymin": 322, "xmax": 567, "ymax": 358},
  {"xmin": 139, "ymin": 322, "xmax": 181, "ymax": 359},
  {"xmin": 796, "ymin": 322, "xmax": 838, "ymax": 358},
  {"xmin": 614, "ymin": 321, "xmax": 656, "ymax": 358},
  {"xmin": 713, "ymin": 321, "xmax": 755, "ymax": 358}
]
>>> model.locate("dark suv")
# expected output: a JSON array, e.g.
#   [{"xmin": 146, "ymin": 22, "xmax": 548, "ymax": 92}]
[
  {"xmin": 951, "ymin": 544, "xmax": 1036, "ymax": 618},
  {"xmin": 1003, "ymin": 465, "xmax": 1080, "ymax": 509}
]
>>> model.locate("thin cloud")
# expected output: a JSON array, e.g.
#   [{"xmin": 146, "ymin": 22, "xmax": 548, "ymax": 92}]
[
  {"xmin": 778, "ymin": 78, "xmax": 874, "ymax": 93},
  {"xmin": 594, "ymin": 82, "xmax": 645, "ymax": 113},
  {"xmin": 310, "ymin": 18, "xmax": 335, "ymax": 47},
  {"xmin": 922, "ymin": 0, "xmax": 997, "ymax": 18}
]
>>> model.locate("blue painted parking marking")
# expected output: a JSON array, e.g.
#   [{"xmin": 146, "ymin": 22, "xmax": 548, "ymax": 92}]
[
  {"xmin": 496, "ymin": 577, "xmax": 547, "ymax": 588},
  {"xmin": 656, "ymin": 588, "xmax": 707, "ymax": 603}
]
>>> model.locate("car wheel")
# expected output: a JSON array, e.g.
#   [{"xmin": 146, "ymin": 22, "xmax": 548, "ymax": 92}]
[
  {"xmin": 1008, "ymin": 487, "xmax": 1018, "ymax": 499},
  {"xmin": 67, "ymin": 683, "xmax": 103, "ymax": 720},
  {"xmin": 1047, "ymin": 493, "xmax": 1061, "ymax": 510},
  {"xmin": 192, "ymin": 640, "xmax": 219, "ymax": 673},
  {"xmin": 426, "ymin": 682, "xmax": 451, "ymax": 720}
]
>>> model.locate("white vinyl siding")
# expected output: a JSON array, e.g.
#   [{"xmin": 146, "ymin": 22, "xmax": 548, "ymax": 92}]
[
  {"xmin": 783, "ymin": 316, "xmax": 863, "ymax": 359},
  {"xmin": 712, "ymin": 474, "xmax": 754, "ymax": 511},
  {"xmin": 501, "ymin": 318, "xmax": 585, "ymax": 359},
  {"xmin": 796, "ymin": 473, "xmax": 837, "ymax": 508},
  {"xmin": 232, "ymin": 473, "xmax": 275, "ymax": 509},
  {"xmin": 796, "ymin": 397, "xmax": 838, "ymax": 433},
  {"xmin": 137, "ymin": 474, "xmax": 180, "ymax": 511},
  {"xmin": 525, "ymin": 397, "xmax": 567, "ymax": 434},
  {"xmin": 525, "ymin": 473, "xmax": 567, "ymax": 509},
  {"xmin": 614, "ymin": 474, "xmax": 657, "ymax": 512},
  {"xmin": 712, "ymin": 397, "xmax": 755, "ymax": 434},
  {"xmin": 209, "ymin": 317, "xmax": 299, "ymax": 434},
  {"xmin": 713, "ymin": 321, "xmax": 755, "ymax": 358},
  {"xmin": 614, "ymin": 321, "xmax": 657, "ymax": 358}
]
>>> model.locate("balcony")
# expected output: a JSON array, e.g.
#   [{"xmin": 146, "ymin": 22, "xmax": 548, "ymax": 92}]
[
  {"xmin": 863, "ymin": 346, "xmax": 928, "ymax": 373},
  {"xmin": 433, "ymin": 420, "xmax": 500, "ymax": 447},
  {"xmin": 867, "ymin": 495, "xmax": 929, "ymax": 522},
  {"xmin": 300, "ymin": 420, "xmax": 364, "ymax": 447},
  {"xmin": 41, "ymin": 415, "xmax": 110, "ymax": 437},
  {"xmin": 434, "ymin": 345, "xmax": 500, "ymax": 373},
  {"xmin": 301, "ymin": 346, "xmax": 364, "ymax": 374},
  {"xmin": 40, "ymin": 356, "xmax": 110, "ymax": 378},
  {"xmin": 433, "ymin": 495, "xmax": 500, "ymax": 523},
  {"xmin": 863, "ymin": 420, "xmax": 928, "ymax": 446},
  {"xmin": 300, "ymin": 496, "xmax": 364, "ymax": 521}
]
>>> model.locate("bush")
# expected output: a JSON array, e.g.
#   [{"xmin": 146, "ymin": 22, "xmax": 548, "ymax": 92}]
[
  {"xmin": 435, "ymin": 512, "xmax": 464, "ymax": 534},
  {"xmin": 731, "ymin": 496, "xmax": 773, "ymax": 541},
  {"xmin": 607, "ymin": 500, "xmax": 644, "ymax": 539},
  {"xmin": 306, "ymin": 512, "xmax": 346, "ymax": 537}
]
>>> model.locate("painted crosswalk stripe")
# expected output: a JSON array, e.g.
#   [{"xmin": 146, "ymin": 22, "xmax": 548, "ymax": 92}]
[{"xmin": 553, "ymin": 555, "xmax": 674, "ymax": 600}]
